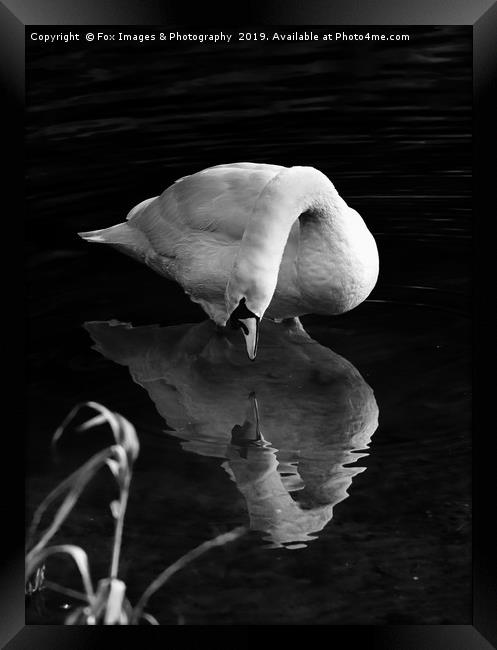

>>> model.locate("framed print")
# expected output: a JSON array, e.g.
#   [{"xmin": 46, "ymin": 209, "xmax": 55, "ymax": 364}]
[{"xmin": 1, "ymin": 0, "xmax": 495, "ymax": 647}]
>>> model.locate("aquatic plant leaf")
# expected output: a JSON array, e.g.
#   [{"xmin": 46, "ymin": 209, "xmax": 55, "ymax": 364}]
[
  {"xmin": 52, "ymin": 401, "xmax": 139, "ymax": 464},
  {"xmin": 85, "ymin": 578, "xmax": 130, "ymax": 625},
  {"xmin": 43, "ymin": 579, "xmax": 88, "ymax": 603},
  {"xmin": 25, "ymin": 401, "xmax": 146, "ymax": 625},
  {"xmin": 113, "ymin": 412, "xmax": 140, "ymax": 463},
  {"xmin": 106, "ymin": 458, "xmax": 121, "ymax": 480},
  {"xmin": 131, "ymin": 526, "xmax": 246, "ymax": 623},
  {"xmin": 141, "ymin": 613, "xmax": 160, "ymax": 625},
  {"xmin": 104, "ymin": 444, "xmax": 130, "ymax": 489},
  {"xmin": 76, "ymin": 414, "xmax": 108, "ymax": 431},
  {"xmin": 103, "ymin": 578, "xmax": 127, "ymax": 625},
  {"xmin": 27, "ymin": 445, "xmax": 124, "ymax": 554},
  {"xmin": 109, "ymin": 499, "xmax": 121, "ymax": 519},
  {"xmin": 25, "ymin": 564, "xmax": 45, "ymax": 596},
  {"xmin": 25, "ymin": 544, "xmax": 95, "ymax": 604}
]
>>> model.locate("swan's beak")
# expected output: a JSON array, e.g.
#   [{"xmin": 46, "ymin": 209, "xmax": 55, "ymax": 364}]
[
  {"xmin": 228, "ymin": 298, "xmax": 261, "ymax": 360},
  {"xmin": 231, "ymin": 392, "xmax": 267, "ymax": 449},
  {"xmin": 249, "ymin": 391, "xmax": 266, "ymax": 443},
  {"xmin": 238, "ymin": 317, "xmax": 260, "ymax": 361}
]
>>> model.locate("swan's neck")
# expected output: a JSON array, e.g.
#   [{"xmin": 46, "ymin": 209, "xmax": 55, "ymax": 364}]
[{"xmin": 226, "ymin": 166, "xmax": 375, "ymax": 319}]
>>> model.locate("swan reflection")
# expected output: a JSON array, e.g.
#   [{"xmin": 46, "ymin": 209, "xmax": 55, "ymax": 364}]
[{"xmin": 85, "ymin": 319, "xmax": 379, "ymax": 548}]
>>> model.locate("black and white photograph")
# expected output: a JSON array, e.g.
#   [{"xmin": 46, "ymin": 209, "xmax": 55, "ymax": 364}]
[
  {"xmin": 23, "ymin": 24, "xmax": 474, "ymax": 627},
  {"xmin": 0, "ymin": 2, "xmax": 494, "ymax": 646}
]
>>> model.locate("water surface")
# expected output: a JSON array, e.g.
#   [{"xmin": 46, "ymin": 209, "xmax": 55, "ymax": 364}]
[{"xmin": 26, "ymin": 26, "xmax": 471, "ymax": 625}]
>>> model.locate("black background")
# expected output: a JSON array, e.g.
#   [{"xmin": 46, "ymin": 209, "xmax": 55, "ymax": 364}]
[
  {"xmin": 0, "ymin": 0, "xmax": 495, "ymax": 647},
  {"xmin": 25, "ymin": 23, "xmax": 473, "ymax": 629}
]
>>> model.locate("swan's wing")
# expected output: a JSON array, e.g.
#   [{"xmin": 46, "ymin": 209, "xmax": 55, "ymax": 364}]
[
  {"xmin": 81, "ymin": 164, "xmax": 290, "ymax": 322},
  {"xmin": 126, "ymin": 163, "xmax": 287, "ymax": 253}
]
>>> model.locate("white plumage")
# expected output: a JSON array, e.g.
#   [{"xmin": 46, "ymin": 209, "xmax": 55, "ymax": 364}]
[
  {"xmin": 85, "ymin": 318, "xmax": 379, "ymax": 546},
  {"xmin": 79, "ymin": 162, "xmax": 379, "ymax": 357}
]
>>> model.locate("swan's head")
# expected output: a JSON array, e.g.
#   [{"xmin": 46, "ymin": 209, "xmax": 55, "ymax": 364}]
[
  {"xmin": 226, "ymin": 259, "xmax": 276, "ymax": 360},
  {"xmin": 225, "ymin": 214, "xmax": 287, "ymax": 360}
]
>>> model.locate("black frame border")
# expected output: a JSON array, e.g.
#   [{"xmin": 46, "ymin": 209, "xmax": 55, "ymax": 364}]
[{"xmin": 2, "ymin": 0, "xmax": 495, "ymax": 647}]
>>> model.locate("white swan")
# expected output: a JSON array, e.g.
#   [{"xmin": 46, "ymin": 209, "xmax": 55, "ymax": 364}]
[{"xmin": 79, "ymin": 162, "xmax": 379, "ymax": 359}]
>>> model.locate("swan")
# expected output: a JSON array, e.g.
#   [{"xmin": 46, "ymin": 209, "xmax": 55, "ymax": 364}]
[
  {"xmin": 79, "ymin": 163, "xmax": 379, "ymax": 359},
  {"xmin": 84, "ymin": 318, "xmax": 379, "ymax": 547}
]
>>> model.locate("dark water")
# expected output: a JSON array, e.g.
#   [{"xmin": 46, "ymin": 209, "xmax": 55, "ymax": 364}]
[{"xmin": 26, "ymin": 27, "xmax": 471, "ymax": 625}]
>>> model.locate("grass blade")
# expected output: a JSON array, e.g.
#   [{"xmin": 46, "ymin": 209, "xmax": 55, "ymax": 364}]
[
  {"xmin": 103, "ymin": 578, "xmax": 127, "ymax": 625},
  {"xmin": 52, "ymin": 401, "xmax": 139, "ymax": 464},
  {"xmin": 26, "ymin": 544, "xmax": 95, "ymax": 604},
  {"xmin": 43, "ymin": 579, "xmax": 89, "ymax": 603},
  {"xmin": 140, "ymin": 613, "xmax": 159, "ymax": 625},
  {"xmin": 27, "ymin": 445, "xmax": 125, "ymax": 555},
  {"xmin": 131, "ymin": 526, "xmax": 246, "ymax": 623}
]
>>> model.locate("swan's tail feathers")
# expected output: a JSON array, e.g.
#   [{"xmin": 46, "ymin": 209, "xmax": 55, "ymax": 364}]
[{"xmin": 78, "ymin": 223, "xmax": 152, "ymax": 263}]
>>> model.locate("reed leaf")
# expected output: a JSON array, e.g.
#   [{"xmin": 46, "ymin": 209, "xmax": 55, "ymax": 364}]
[
  {"xmin": 26, "ymin": 402, "xmax": 246, "ymax": 626},
  {"xmin": 26, "ymin": 544, "xmax": 95, "ymax": 605},
  {"xmin": 52, "ymin": 401, "xmax": 140, "ymax": 464},
  {"xmin": 140, "ymin": 613, "xmax": 160, "ymax": 625},
  {"xmin": 26, "ymin": 445, "xmax": 126, "ymax": 555},
  {"xmin": 131, "ymin": 526, "xmax": 246, "ymax": 623}
]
